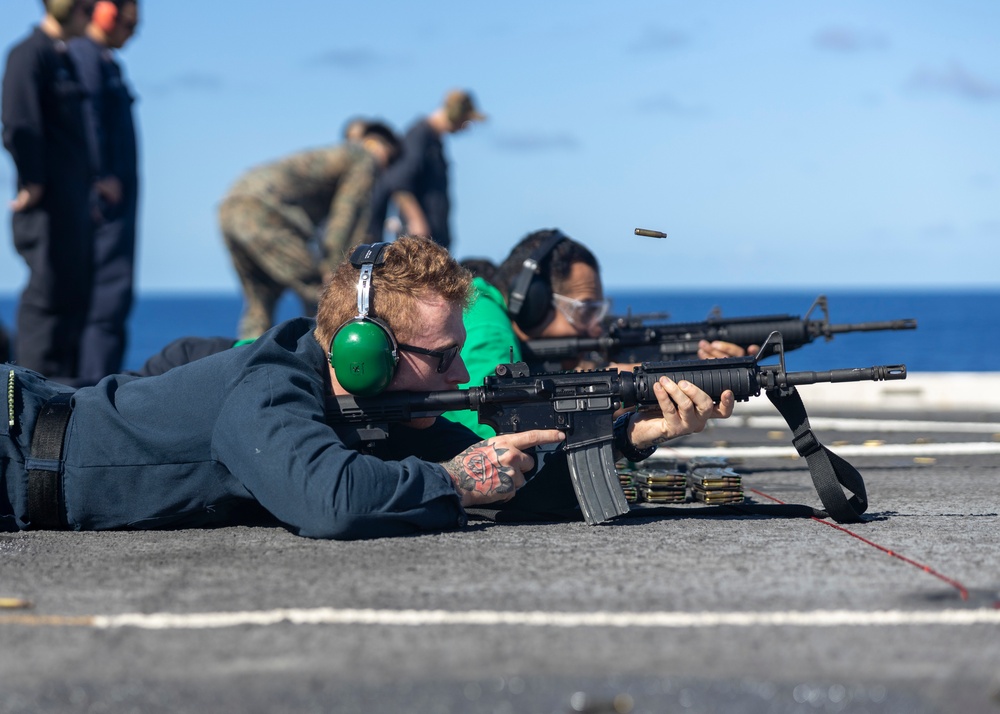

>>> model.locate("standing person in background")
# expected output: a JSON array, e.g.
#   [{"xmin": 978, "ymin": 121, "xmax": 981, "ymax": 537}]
[
  {"xmin": 220, "ymin": 122, "xmax": 401, "ymax": 340},
  {"xmin": 2, "ymin": 0, "xmax": 95, "ymax": 385},
  {"xmin": 69, "ymin": 0, "xmax": 140, "ymax": 383},
  {"xmin": 368, "ymin": 89, "xmax": 486, "ymax": 251}
]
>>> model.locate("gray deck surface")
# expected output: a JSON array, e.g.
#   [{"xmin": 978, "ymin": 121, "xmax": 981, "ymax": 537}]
[{"xmin": 2, "ymin": 405, "xmax": 998, "ymax": 713}]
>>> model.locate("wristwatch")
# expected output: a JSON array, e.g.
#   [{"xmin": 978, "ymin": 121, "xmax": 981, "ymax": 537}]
[{"xmin": 613, "ymin": 412, "xmax": 657, "ymax": 463}]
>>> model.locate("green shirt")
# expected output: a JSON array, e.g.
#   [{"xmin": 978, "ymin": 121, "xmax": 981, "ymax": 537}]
[{"xmin": 443, "ymin": 277, "xmax": 523, "ymax": 438}]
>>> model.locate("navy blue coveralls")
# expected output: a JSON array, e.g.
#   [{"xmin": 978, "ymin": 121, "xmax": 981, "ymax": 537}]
[
  {"xmin": 1, "ymin": 319, "xmax": 476, "ymax": 540},
  {"xmin": 1, "ymin": 28, "xmax": 94, "ymax": 384},
  {"xmin": 368, "ymin": 119, "xmax": 452, "ymax": 250},
  {"xmin": 69, "ymin": 35, "xmax": 139, "ymax": 383}
]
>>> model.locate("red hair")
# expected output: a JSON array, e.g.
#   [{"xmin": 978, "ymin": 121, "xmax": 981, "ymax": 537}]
[{"xmin": 314, "ymin": 236, "xmax": 472, "ymax": 350}]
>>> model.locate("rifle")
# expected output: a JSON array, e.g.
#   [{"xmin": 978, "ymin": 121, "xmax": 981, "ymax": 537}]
[
  {"xmin": 326, "ymin": 333, "xmax": 906, "ymax": 526},
  {"xmin": 522, "ymin": 295, "xmax": 917, "ymax": 367}
]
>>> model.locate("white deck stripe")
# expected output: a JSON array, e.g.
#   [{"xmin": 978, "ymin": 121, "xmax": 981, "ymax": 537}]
[
  {"xmin": 718, "ymin": 416, "xmax": 1000, "ymax": 434},
  {"xmin": 653, "ymin": 442, "xmax": 1000, "ymax": 459},
  {"xmin": 72, "ymin": 607, "xmax": 1000, "ymax": 630}
]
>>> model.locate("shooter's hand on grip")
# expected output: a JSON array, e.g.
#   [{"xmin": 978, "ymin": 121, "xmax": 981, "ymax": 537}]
[
  {"xmin": 629, "ymin": 378, "xmax": 735, "ymax": 449},
  {"xmin": 442, "ymin": 429, "xmax": 566, "ymax": 508}
]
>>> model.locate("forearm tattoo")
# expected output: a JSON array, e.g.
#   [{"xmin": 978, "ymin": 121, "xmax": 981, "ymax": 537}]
[{"xmin": 446, "ymin": 444, "xmax": 516, "ymax": 497}]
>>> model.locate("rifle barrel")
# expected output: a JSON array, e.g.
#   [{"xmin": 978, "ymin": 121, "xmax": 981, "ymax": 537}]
[
  {"xmin": 824, "ymin": 319, "xmax": 918, "ymax": 335},
  {"xmin": 782, "ymin": 364, "xmax": 907, "ymax": 386}
]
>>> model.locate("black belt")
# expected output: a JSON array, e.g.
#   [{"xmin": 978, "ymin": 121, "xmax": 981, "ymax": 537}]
[{"xmin": 26, "ymin": 393, "xmax": 73, "ymax": 530}]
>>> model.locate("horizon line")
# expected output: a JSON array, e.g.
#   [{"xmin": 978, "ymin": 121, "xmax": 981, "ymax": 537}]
[{"xmin": 1, "ymin": 284, "xmax": 1000, "ymax": 300}]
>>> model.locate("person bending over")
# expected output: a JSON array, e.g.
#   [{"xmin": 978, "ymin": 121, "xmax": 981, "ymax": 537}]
[{"xmin": 220, "ymin": 122, "xmax": 400, "ymax": 340}]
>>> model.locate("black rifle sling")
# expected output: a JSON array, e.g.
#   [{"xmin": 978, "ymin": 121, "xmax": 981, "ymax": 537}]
[{"xmin": 766, "ymin": 385, "xmax": 868, "ymax": 523}]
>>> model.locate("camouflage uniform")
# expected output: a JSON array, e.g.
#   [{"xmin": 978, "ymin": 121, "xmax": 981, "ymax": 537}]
[{"xmin": 220, "ymin": 142, "xmax": 378, "ymax": 339}]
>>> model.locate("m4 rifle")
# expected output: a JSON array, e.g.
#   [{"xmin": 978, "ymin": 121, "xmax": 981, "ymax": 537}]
[
  {"xmin": 522, "ymin": 295, "xmax": 916, "ymax": 367},
  {"xmin": 326, "ymin": 333, "xmax": 906, "ymax": 526}
]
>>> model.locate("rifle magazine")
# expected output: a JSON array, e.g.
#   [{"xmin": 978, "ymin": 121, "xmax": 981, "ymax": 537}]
[{"xmin": 565, "ymin": 440, "xmax": 630, "ymax": 525}]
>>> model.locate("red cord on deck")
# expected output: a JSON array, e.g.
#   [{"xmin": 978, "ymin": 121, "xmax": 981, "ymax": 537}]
[{"xmin": 748, "ymin": 488, "xmax": 971, "ymax": 601}]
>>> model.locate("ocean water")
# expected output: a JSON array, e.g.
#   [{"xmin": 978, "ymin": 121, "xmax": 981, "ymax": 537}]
[{"xmin": 1, "ymin": 289, "xmax": 998, "ymax": 373}]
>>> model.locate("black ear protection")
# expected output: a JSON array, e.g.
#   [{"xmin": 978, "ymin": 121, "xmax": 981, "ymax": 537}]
[
  {"xmin": 506, "ymin": 231, "xmax": 567, "ymax": 332},
  {"xmin": 329, "ymin": 243, "xmax": 399, "ymax": 396}
]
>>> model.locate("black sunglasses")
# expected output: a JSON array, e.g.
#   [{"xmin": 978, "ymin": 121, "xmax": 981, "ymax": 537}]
[{"xmin": 397, "ymin": 343, "xmax": 460, "ymax": 374}]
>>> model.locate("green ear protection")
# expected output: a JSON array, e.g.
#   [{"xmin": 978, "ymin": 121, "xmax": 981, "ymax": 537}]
[{"xmin": 329, "ymin": 243, "xmax": 398, "ymax": 396}]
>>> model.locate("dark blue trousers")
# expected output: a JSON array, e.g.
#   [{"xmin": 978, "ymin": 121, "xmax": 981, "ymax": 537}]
[
  {"xmin": 77, "ymin": 196, "xmax": 137, "ymax": 383},
  {"xmin": 12, "ymin": 186, "xmax": 93, "ymax": 385}
]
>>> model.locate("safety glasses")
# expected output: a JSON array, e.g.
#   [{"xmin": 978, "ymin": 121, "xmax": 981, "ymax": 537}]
[
  {"xmin": 551, "ymin": 293, "xmax": 611, "ymax": 330},
  {"xmin": 397, "ymin": 343, "xmax": 461, "ymax": 374}
]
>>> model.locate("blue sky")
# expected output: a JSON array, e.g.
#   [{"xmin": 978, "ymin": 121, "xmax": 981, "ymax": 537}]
[{"xmin": 2, "ymin": 0, "xmax": 998, "ymax": 294}]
